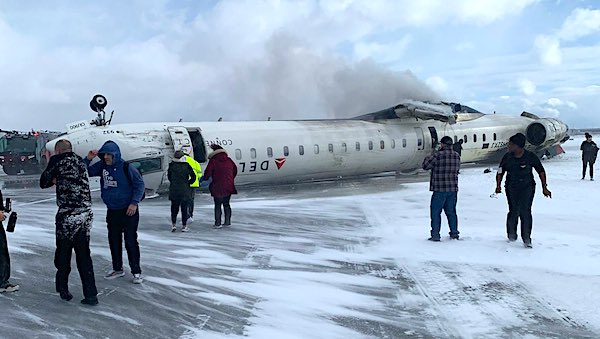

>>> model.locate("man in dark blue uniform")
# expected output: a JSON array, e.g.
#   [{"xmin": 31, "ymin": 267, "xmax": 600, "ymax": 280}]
[{"xmin": 495, "ymin": 133, "xmax": 552, "ymax": 248}]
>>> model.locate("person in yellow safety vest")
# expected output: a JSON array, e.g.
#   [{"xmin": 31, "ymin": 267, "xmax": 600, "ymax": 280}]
[{"xmin": 184, "ymin": 153, "xmax": 202, "ymax": 223}]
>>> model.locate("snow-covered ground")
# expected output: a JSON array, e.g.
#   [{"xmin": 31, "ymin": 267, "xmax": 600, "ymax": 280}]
[{"xmin": 1, "ymin": 136, "xmax": 598, "ymax": 338}]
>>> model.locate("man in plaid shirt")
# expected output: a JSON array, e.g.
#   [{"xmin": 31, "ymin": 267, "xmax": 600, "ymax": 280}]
[{"xmin": 422, "ymin": 136, "xmax": 461, "ymax": 241}]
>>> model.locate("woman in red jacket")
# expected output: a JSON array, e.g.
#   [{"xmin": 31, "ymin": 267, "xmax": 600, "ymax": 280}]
[{"xmin": 202, "ymin": 144, "xmax": 237, "ymax": 228}]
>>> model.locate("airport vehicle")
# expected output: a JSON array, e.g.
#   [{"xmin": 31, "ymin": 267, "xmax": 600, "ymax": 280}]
[
  {"xmin": 0, "ymin": 130, "xmax": 60, "ymax": 175},
  {"xmin": 47, "ymin": 95, "xmax": 569, "ymax": 194}
]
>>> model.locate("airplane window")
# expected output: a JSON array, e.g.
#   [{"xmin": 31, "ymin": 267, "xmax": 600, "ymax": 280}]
[
  {"xmin": 250, "ymin": 148, "xmax": 257, "ymax": 159},
  {"xmin": 299, "ymin": 145, "xmax": 304, "ymax": 155},
  {"xmin": 355, "ymin": 142, "xmax": 360, "ymax": 151},
  {"xmin": 328, "ymin": 144, "xmax": 333, "ymax": 153},
  {"xmin": 483, "ymin": 134, "xmax": 486, "ymax": 142},
  {"xmin": 284, "ymin": 146, "xmax": 289, "ymax": 156},
  {"xmin": 267, "ymin": 147, "xmax": 273, "ymax": 158},
  {"xmin": 464, "ymin": 135, "xmax": 467, "ymax": 143},
  {"xmin": 380, "ymin": 140, "xmax": 385, "ymax": 149},
  {"xmin": 314, "ymin": 144, "xmax": 319, "ymax": 154},
  {"xmin": 127, "ymin": 157, "xmax": 162, "ymax": 175},
  {"xmin": 402, "ymin": 139, "xmax": 407, "ymax": 148},
  {"xmin": 493, "ymin": 133, "xmax": 497, "ymax": 141},
  {"xmin": 368, "ymin": 141, "xmax": 373, "ymax": 150},
  {"xmin": 341, "ymin": 143, "xmax": 347, "ymax": 152},
  {"xmin": 473, "ymin": 134, "xmax": 477, "ymax": 143},
  {"xmin": 391, "ymin": 139, "xmax": 395, "ymax": 149},
  {"xmin": 418, "ymin": 139, "xmax": 422, "ymax": 147},
  {"xmin": 235, "ymin": 149, "xmax": 242, "ymax": 160}
]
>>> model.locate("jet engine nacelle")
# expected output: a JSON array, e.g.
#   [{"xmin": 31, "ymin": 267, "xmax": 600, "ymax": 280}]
[{"xmin": 525, "ymin": 118, "xmax": 568, "ymax": 147}]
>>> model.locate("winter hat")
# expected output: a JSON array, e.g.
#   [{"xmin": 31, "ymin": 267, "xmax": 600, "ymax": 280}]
[
  {"xmin": 509, "ymin": 133, "xmax": 526, "ymax": 148},
  {"xmin": 585, "ymin": 132, "xmax": 592, "ymax": 138},
  {"xmin": 174, "ymin": 150, "xmax": 185, "ymax": 159},
  {"xmin": 440, "ymin": 136, "xmax": 453, "ymax": 145},
  {"xmin": 210, "ymin": 144, "xmax": 223, "ymax": 151}
]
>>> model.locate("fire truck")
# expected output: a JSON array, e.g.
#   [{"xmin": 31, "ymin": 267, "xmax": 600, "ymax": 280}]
[{"xmin": 0, "ymin": 130, "xmax": 60, "ymax": 175}]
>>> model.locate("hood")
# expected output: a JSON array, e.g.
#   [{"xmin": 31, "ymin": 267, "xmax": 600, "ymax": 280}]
[
  {"xmin": 98, "ymin": 140, "xmax": 123, "ymax": 164},
  {"xmin": 174, "ymin": 156, "xmax": 188, "ymax": 163},
  {"xmin": 208, "ymin": 148, "xmax": 228, "ymax": 160}
]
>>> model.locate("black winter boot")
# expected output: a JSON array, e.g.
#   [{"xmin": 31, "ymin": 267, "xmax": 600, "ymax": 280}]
[{"xmin": 81, "ymin": 296, "xmax": 99, "ymax": 306}]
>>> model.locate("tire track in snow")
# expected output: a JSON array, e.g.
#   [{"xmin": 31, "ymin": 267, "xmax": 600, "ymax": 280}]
[{"xmin": 401, "ymin": 261, "xmax": 597, "ymax": 338}]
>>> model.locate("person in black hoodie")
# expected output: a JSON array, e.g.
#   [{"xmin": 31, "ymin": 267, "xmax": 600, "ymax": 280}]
[
  {"xmin": 580, "ymin": 133, "xmax": 598, "ymax": 180},
  {"xmin": 40, "ymin": 139, "xmax": 98, "ymax": 305},
  {"xmin": 0, "ymin": 189, "xmax": 19, "ymax": 293},
  {"xmin": 167, "ymin": 150, "xmax": 196, "ymax": 232}
]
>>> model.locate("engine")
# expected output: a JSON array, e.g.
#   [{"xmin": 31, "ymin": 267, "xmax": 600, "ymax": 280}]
[{"xmin": 525, "ymin": 118, "xmax": 569, "ymax": 147}]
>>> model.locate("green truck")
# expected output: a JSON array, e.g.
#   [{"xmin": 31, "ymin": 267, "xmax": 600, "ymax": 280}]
[{"xmin": 0, "ymin": 130, "xmax": 60, "ymax": 175}]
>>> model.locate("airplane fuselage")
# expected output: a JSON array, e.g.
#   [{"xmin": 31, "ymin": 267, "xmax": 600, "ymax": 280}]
[{"xmin": 53, "ymin": 111, "xmax": 568, "ymax": 194}]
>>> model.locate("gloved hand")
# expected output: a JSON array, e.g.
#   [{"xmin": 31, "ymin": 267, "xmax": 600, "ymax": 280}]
[{"xmin": 199, "ymin": 177, "xmax": 212, "ymax": 188}]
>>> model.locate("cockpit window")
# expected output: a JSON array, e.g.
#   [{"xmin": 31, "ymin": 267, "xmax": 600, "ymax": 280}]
[{"xmin": 128, "ymin": 157, "xmax": 162, "ymax": 175}]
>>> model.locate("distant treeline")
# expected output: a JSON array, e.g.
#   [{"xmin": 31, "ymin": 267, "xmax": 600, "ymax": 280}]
[{"xmin": 569, "ymin": 128, "xmax": 600, "ymax": 136}]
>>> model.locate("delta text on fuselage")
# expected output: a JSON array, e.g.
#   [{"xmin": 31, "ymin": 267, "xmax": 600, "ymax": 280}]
[{"xmin": 48, "ymin": 97, "xmax": 569, "ymax": 195}]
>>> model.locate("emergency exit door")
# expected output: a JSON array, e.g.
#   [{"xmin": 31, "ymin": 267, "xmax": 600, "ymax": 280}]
[
  {"xmin": 428, "ymin": 126, "xmax": 438, "ymax": 149},
  {"xmin": 167, "ymin": 126, "xmax": 194, "ymax": 157},
  {"xmin": 414, "ymin": 127, "xmax": 425, "ymax": 150}
]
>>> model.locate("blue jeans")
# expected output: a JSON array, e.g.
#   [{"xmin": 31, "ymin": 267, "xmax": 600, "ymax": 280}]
[{"xmin": 430, "ymin": 191, "xmax": 459, "ymax": 239}]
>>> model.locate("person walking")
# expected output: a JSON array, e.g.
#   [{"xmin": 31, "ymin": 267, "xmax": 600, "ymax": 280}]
[
  {"xmin": 201, "ymin": 145, "xmax": 237, "ymax": 228},
  {"xmin": 453, "ymin": 139, "xmax": 463, "ymax": 157},
  {"xmin": 184, "ymin": 152, "xmax": 202, "ymax": 223},
  {"xmin": 0, "ymin": 189, "xmax": 19, "ymax": 293},
  {"xmin": 84, "ymin": 140, "xmax": 145, "ymax": 284},
  {"xmin": 168, "ymin": 150, "xmax": 196, "ymax": 232},
  {"xmin": 580, "ymin": 132, "xmax": 598, "ymax": 180},
  {"xmin": 40, "ymin": 139, "xmax": 98, "ymax": 305},
  {"xmin": 422, "ymin": 136, "xmax": 461, "ymax": 241},
  {"xmin": 495, "ymin": 133, "xmax": 552, "ymax": 248}
]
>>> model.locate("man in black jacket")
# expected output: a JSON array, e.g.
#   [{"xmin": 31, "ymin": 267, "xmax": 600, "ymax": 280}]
[
  {"xmin": 0, "ymin": 189, "xmax": 19, "ymax": 293},
  {"xmin": 581, "ymin": 133, "xmax": 598, "ymax": 181},
  {"xmin": 40, "ymin": 140, "xmax": 98, "ymax": 305}
]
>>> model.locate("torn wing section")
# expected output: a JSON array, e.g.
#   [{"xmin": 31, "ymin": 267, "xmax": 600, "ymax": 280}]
[{"xmin": 353, "ymin": 101, "xmax": 460, "ymax": 124}]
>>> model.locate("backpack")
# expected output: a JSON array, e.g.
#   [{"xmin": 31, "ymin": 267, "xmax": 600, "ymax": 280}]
[{"xmin": 124, "ymin": 162, "xmax": 146, "ymax": 201}]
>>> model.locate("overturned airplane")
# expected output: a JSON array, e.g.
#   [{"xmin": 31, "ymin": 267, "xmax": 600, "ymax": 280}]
[{"xmin": 46, "ymin": 95, "xmax": 569, "ymax": 194}]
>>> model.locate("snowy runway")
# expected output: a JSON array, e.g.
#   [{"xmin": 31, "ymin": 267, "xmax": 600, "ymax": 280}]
[{"xmin": 1, "ymin": 137, "xmax": 599, "ymax": 338}]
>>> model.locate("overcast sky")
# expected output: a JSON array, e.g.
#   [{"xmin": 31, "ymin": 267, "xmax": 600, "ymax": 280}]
[{"xmin": 1, "ymin": 0, "xmax": 599, "ymax": 131}]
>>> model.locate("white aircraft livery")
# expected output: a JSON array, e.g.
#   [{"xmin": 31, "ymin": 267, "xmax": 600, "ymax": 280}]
[{"xmin": 47, "ymin": 95, "xmax": 569, "ymax": 195}]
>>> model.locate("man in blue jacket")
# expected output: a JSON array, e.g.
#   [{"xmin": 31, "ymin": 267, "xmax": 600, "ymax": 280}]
[{"xmin": 84, "ymin": 141, "xmax": 145, "ymax": 284}]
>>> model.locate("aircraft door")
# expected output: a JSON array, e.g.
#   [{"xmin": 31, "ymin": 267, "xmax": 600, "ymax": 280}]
[
  {"xmin": 414, "ymin": 127, "xmax": 425, "ymax": 150},
  {"xmin": 188, "ymin": 129, "xmax": 208, "ymax": 163},
  {"xmin": 428, "ymin": 127, "xmax": 438, "ymax": 149},
  {"xmin": 167, "ymin": 126, "xmax": 193, "ymax": 156}
]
